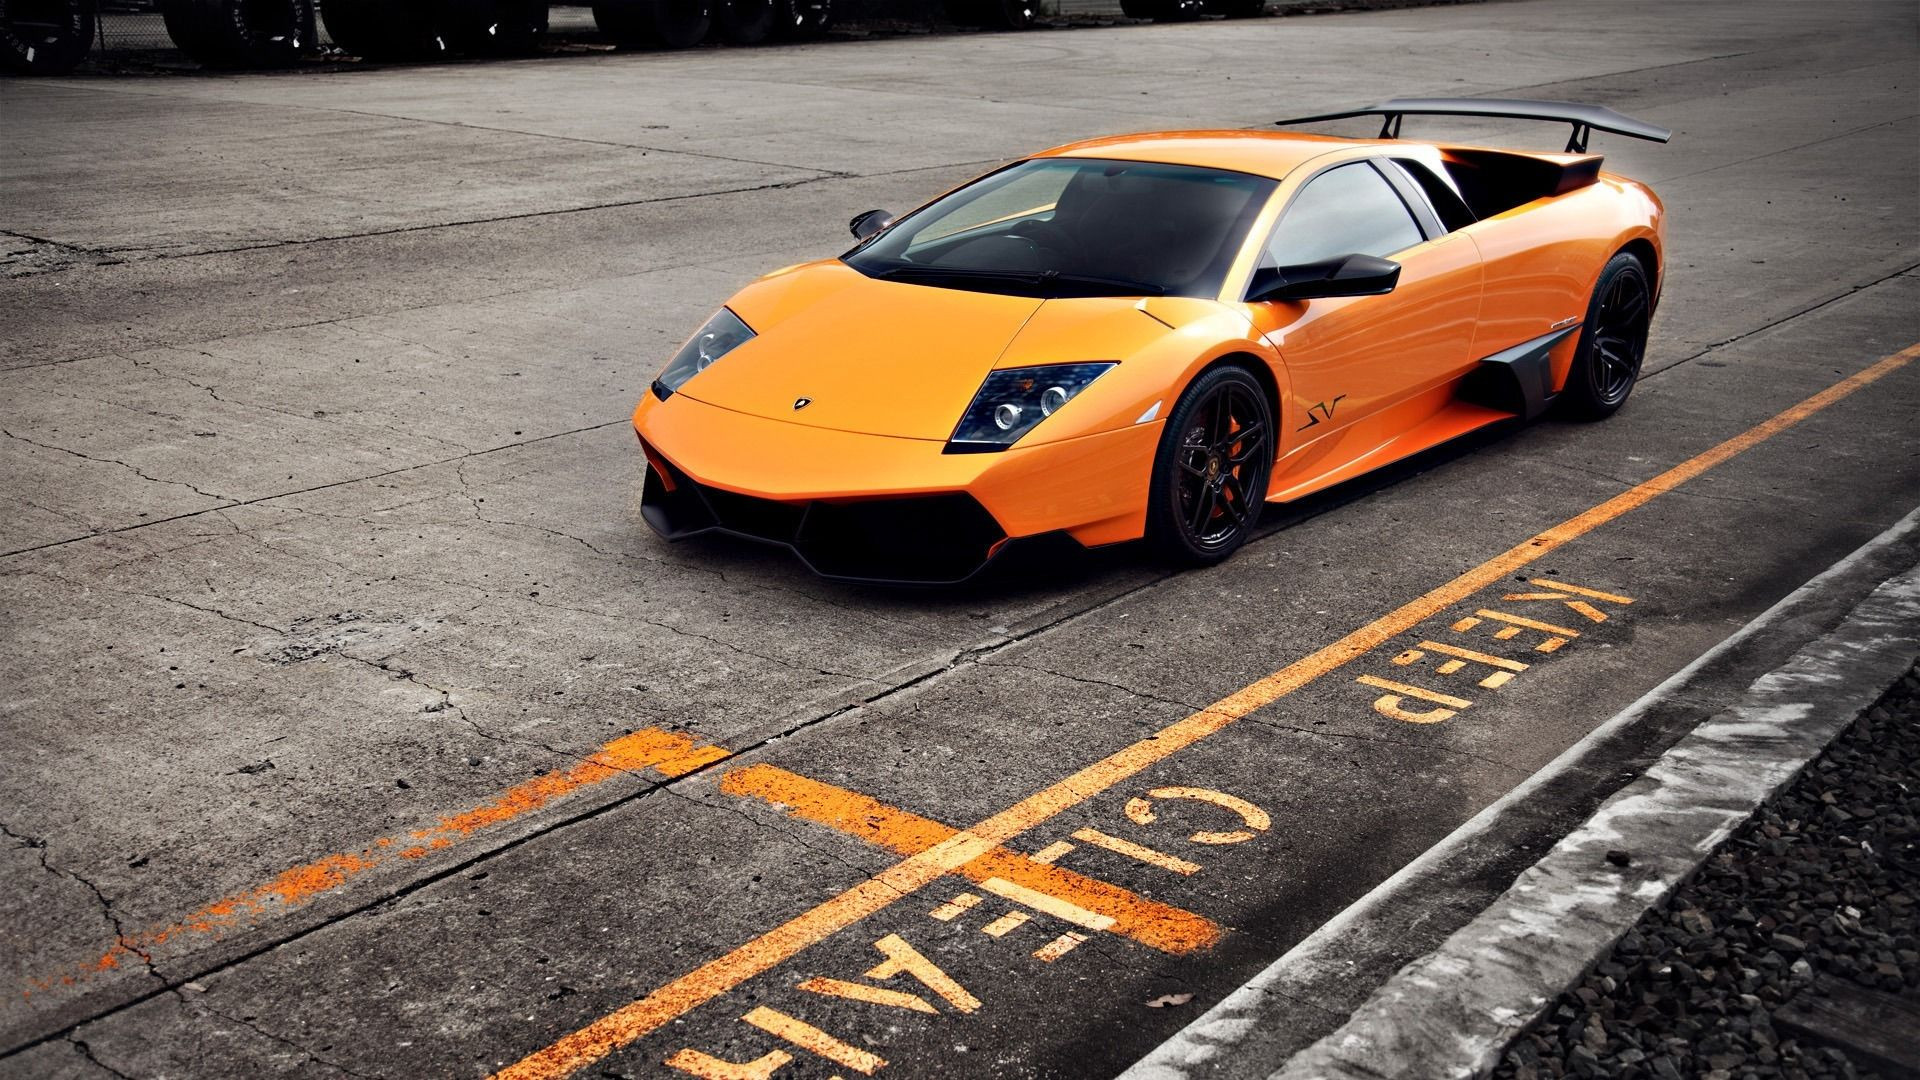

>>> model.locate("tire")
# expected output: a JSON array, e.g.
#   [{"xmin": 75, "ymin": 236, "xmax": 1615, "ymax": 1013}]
[
  {"xmin": 1145, "ymin": 365, "xmax": 1275, "ymax": 566},
  {"xmin": 947, "ymin": 0, "xmax": 1034, "ymax": 28},
  {"xmin": 1120, "ymin": 0, "xmax": 1201, "ymax": 19},
  {"xmin": 714, "ymin": 0, "xmax": 773, "ymax": 42},
  {"xmin": 1556, "ymin": 252, "xmax": 1652, "ymax": 421},
  {"xmin": 771, "ymin": 0, "xmax": 828, "ymax": 38},
  {"xmin": 321, "ymin": 0, "xmax": 452, "ymax": 59},
  {"xmin": 0, "ymin": 0, "xmax": 94, "ymax": 74},
  {"xmin": 161, "ymin": 0, "xmax": 314, "ymax": 67},
  {"xmin": 1212, "ymin": 0, "xmax": 1264, "ymax": 15},
  {"xmin": 592, "ymin": 0, "xmax": 709, "ymax": 47},
  {"xmin": 444, "ymin": 0, "xmax": 548, "ymax": 55},
  {"xmin": 983, "ymin": 0, "xmax": 1037, "ymax": 29}
]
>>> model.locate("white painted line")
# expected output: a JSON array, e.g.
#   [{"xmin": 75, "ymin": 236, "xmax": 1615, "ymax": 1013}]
[{"xmin": 1118, "ymin": 504, "xmax": 1920, "ymax": 1080}]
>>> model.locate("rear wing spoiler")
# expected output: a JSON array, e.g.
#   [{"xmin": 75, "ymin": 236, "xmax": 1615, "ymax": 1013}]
[{"xmin": 1276, "ymin": 98, "xmax": 1673, "ymax": 153}]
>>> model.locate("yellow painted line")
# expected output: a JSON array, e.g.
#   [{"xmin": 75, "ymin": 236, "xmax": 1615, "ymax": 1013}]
[
  {"xmin": 742, "ymin": 1006, "xmax": 886, "ymax": 1075},
  {"xmin": 491, "ymin": 343, "xmax": 1918, "ymax": 1080},
  {"xmin": 1525, "ymin": 578, "xmax": 1635, "ymax": 604},
  {"xmin": 978, "ymin": 877, "xmax": 1118, "ymax": 932},
  {"xmin": 717, "ymin": 763, "xmax": 1220, "ymax": 951},
  {"xmin": 866, "ymin": 933, "xmax": 981, "ymax": 1013},
  {"xmin": 980, "ymin": 910, "xmax": 1032, "ymax": 937},
  {"xmin": 926, "ymin": 893, "xmax": 981, "ymax": 921},
  {"xmin": 1418, "ymin": 640, "xmax": 1530, "ymax": 672},
  {"xmin": 1033, "ymin": 931, "xmax": 1090, "ymax": 963},
  {"xmin": 797, "ymin": 976, "xmax": 938, "ymax": 1014},
  {"xmin": 1070, "ymin": 828, "xmax": 1202, "ymax": 876},
  {"xmin": 1029, "ymin": 840, "xmax": 1076, "ymax": 864},
  {"xmin": 1356, "ymin": 674, "xmax": 1474, "ymax": 709},
  {"xmin": 1475, "ymin": 608, "xmax": 1584, "ymax": 638}
]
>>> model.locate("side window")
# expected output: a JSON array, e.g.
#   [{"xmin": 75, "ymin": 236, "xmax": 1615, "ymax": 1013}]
[
  {"xmin": 1263, "ymin": 162, "xmax": 1423, "ymax": 268},
  {"xmin": 1392, "ymin": 158, "xmax": 1477, "ymax": 232}
]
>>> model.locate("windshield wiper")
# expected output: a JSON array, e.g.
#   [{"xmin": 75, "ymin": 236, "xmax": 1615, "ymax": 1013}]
[
  {"xmin": 872, "ymin": 264, "xmax": 1165, "ymax": 297},
  {"xmin": 875, "ymin": 264, "xmax": 1044, "ymax": 284},
  {"xmin": 1037, "ymin": 270, "xmax": 1166, "ymax": 297}
]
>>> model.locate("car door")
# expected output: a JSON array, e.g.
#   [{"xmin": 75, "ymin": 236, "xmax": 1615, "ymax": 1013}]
[{"xmin": 1243, "ymin": 159, "xmax": 1483, "ymax": 448}]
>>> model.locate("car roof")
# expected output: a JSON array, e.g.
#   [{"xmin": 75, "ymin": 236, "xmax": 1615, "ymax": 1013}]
[{"xmin": 1034, "ymin": 130, "xmax": 1388, "ymax": 180}]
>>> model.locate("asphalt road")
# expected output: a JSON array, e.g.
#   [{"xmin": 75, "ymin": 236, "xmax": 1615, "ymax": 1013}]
[{"xmin": 2, "ymin": 0, "xmax": 1917, "ymax": 1077}]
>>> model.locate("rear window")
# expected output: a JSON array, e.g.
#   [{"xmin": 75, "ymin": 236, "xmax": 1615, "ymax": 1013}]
[{"xmin": 1394, "ymin": 158, "xmax": 1477, "ymax": 232}]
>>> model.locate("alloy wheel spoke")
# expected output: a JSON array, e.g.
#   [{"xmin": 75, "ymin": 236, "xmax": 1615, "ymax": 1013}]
[
  {"xmin": 1220, "ymin": 474, "xmax": 1249, "ymax": 524},
  {"xmin": 1190, "ymin": 484, "xmax": 1217, "ymax": 533},
  {"xmin": 1219, "ymin": 420, "xmax": 1261, "ymax": 455}
]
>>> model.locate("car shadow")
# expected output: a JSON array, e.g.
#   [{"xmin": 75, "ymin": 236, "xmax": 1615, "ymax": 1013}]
[{"xmin": 666, "ymin": 415, "xmax": 1539, "ymax": 603}]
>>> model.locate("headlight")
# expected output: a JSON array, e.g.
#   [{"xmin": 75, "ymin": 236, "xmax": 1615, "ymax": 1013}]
[
  {"xmin": 946, "ymin": 362, "xmax": 1116, "ymax": 452},
  {"xmin": 653, "ymin": 308, "xmax": 755, "ymax": 399}
]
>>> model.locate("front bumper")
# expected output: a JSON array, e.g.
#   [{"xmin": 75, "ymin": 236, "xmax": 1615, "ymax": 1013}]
[
  {"xmin": 632, "ymin": 392, "xmax": 1162, "ymax": 584},
  {"xmin": 642, "ymin": 453, "xmax": 1012, "ymax": 584}
]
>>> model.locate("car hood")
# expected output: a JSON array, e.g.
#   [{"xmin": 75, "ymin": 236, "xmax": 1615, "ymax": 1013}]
[{"xmin": 676, "ymin": 260, "xmax": 1183, "ymax": 441}]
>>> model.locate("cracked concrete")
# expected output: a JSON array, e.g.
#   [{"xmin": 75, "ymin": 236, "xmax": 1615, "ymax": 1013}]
[{"xmin": 2, "ymin": 0, "xmax": 1917, "ymax": 1075}]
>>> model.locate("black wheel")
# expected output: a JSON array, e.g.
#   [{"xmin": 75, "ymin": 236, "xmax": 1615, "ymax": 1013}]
[
  {"xmin": 714, "ymin": 0, "xmax": 773, "ymax": 42},
  {"xmin": 444, "ymin": 0, "xmax": 548, "ymax": 54},
  {"xmin": 1212, "ymin": 0, "xmax": 1263, "ymax": 15},
  {"xmin": 1146, "ymin": 366, "xmax": 1275, "ymax": 566},
  {"xmin": 592, "ymin": 0, "xmax": 709, "ymax": 47},
  {"xmin": 162, "ymin": 0, "xmax": 314, "ymax": 67},
  {"xmin": 771, "ymin": 0, "xmax": 828, "ymax": 38},
  {"xmin": 321, "ymin": 0, "xmax": 452, "ymax": 59},
  {"xmin": 1558, "ymin": 252, "xmax": 1651, "ymax": 421},
  {"xmin": 0, "ymin": 0, "xmax": 94, "ymax": 74}
]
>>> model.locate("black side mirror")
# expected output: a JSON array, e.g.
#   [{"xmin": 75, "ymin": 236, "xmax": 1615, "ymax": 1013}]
[
  {"xmin": 849, "ymin": 209, "xmax": 895, "ymax": 241},
  {"xmin": 1248, "ymin": 253, "xmax": 1401, "ymax": 303}
]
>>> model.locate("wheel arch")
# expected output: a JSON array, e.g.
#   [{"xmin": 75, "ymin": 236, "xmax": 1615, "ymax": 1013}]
[
  {"xmin": 1188, "ymin": 349, "xmax": 1286, "ymax": 452},
  {"xmin": 1617, "ymin": 236, "xmax": 1660, "ymax": 311}
]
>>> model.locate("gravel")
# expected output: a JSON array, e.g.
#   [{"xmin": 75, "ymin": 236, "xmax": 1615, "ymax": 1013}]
[{"xmin": 1494, "ymin": 660, "xmax": 1920, "ymax": 1080}]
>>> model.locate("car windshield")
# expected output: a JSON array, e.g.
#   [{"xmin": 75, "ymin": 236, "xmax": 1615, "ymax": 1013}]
[{"xmin": 843, "ymin": 157, "xmax": 1276, "ymax": 299}]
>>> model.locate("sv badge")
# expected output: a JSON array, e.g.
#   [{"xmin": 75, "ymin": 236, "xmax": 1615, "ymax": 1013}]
[{"xmin": 1295, "ymin": 394, "xmax": 1347, "ymax": 431}]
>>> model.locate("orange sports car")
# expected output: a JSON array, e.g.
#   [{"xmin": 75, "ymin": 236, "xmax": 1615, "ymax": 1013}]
[{"xmin": 633, "ymin": 98, "xmax": 1669, "ymax": 583}]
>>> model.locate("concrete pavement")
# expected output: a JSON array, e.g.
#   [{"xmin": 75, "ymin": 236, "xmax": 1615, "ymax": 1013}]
[{"xmin": 2, "ymin": 0, "xmax": 1917, "ymax": 1075}]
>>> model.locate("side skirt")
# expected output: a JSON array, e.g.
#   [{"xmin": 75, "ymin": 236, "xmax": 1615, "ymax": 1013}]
[
  {"xmin": 1459, "ymin": 325, "xmax": 1579, "ymax": 421},
  {"xmin": 1265, "ymin": 327, "xmax": 1577, "ymax": 505}
]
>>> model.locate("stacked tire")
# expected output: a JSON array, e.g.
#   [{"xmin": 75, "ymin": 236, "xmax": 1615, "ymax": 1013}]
[
  {"xmin": 1120, "ymin": 0, "xmax": 1262, "ymax": 18},
  {"xmin": 161, "ymin": 0, "xmax": 314, "ymax": 67},
  {"xmin": 321, "ymin": 0, "xmax": 549, "ymax": 61},
  {"xmin": 945, "ymin": 0, "xmax": 1036, "ymax": 30},
  {"xmin": 0, "ymin": 0, "xmax": 95, "ymax": 75},
  {"xmin": 592, "ymin": 0, "xmax": 827, "ymax": 48},
  {"xmin": 772, "ymin": 0, "xmax": 831, "ymax": 41}
]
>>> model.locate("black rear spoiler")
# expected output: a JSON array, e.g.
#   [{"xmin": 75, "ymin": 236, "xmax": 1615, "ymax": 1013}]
[{"xmin": 1275, "ymin": 98, "xmax": 1673, "ymax": 153}]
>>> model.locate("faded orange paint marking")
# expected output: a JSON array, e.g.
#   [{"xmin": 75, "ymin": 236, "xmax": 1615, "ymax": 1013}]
[
  {"xmin": 29, "ymin": 728, "xmax": 725, "ymax": 997},
  {"xmin": 420, "ymin": 728, "xmax": 727, "ymax": 843},
  {"xmin": 491, "ymin": 344, "xmax": 1920, "ymax": 1080},
  {"xmin": 719, "ymin": 763, "xmax": 1221, "ymax": 953}
]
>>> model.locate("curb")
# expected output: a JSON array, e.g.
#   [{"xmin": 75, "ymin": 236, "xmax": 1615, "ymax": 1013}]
[{"xmin": 1119, "ymin": 505, "xmax": 1920, "ymax": 1080}]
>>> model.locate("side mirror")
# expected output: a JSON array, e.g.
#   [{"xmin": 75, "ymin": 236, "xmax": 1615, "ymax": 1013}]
[
  {"xmin": 1248, "ymin": 253, "xmax": 1401, "ymax": 303},
  {"xmin": 849, "ymin": 209, "xmax": 895, "ymax": 241}
]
